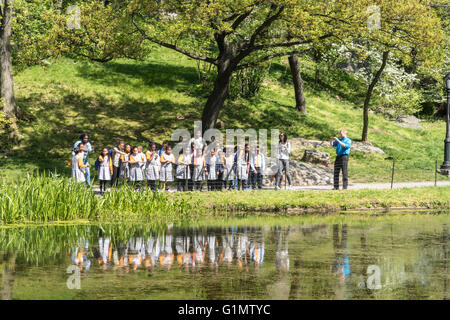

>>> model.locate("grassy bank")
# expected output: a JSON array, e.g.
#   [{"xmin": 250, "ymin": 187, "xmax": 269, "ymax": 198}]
[
  {"xmin": 1, "ymin": 46, "xmax": 448, "ymax": 185},
  {"xmin": 0, "ymin": 174, "xmax": 192, "ymax": 225},
  {"xmin": 172, "ymin": 186, "xmax": 450, "ymax": 213},
  {"xmin": 1, "ymin": 175, "xmax": 449, "ymax": 225}
]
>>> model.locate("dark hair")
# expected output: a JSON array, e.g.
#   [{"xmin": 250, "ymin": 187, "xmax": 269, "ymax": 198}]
[
  {"xmin": 73, "ymin": 147, "xmax": 80, "ymax": 154},
  {"xmin": 162, "ymin": 140, "xmax": 169, "ymax": 146},
  {"xmin": 79, "ymin": 133, "xmax": 89, "ymax": 141},
  {"xmin": 117, "ymin": 140, "xmax": 125, "ymax": 146},
  {"xmin": 100, "ymin": 147, "xmax": 108, "ymax": 156},
  {"xmin": 124, "ymin": 143, "xmax": 131, "ymax": 153},
  {"xmin": 279, "ymin": 133, "xmax": 288, "ymax": 143},
  {"xmin": 131, "ymin": 146, "xmax": 138, "ymax": 152}
]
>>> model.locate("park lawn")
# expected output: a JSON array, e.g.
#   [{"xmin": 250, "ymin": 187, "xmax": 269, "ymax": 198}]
[
  {"xmin": 1, "ymin": 46, "xmax": 449, "ymax": 185},
  {"xmin": 171, "ymin": 187, "xmax": 450, "ymax": 213}
]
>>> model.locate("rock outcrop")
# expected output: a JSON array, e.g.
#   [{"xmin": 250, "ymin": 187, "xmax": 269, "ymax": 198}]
[
  {"xmin": 301, "ymin": 149, "xmax": 331, "ymax": 167},
  {"xmin": 263, "ymin": 158, "xmax": 333, "ymax": 186}
]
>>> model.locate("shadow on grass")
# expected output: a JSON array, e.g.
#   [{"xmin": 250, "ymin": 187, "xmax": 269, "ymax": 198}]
[
  {"xmin": 15, "ymin": 88, "xmax": 198, "ymax": 164},
  {"xmin": 268, "ymin": 61, "xmax": 366, "ymax": 107}
]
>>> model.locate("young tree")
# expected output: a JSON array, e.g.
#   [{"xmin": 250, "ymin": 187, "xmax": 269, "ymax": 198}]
[
  {"xmin": 356, "ymin": 0, "xmax": 444, "ymax": 142},
  {"xmin": 129, "ymin": 0, "xmax": 363, "ymax": 130}
]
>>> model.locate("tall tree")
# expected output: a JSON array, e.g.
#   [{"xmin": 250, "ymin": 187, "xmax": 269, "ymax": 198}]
[
  {"xmin": 129, "ymin": 0, "xmax": 362, "ymax": 130},
  {"xmin": 288, "ymin": 53, "xmax": 306, "ymax": 113},
  {"xmin": 0, "ymin": 0, "xmax": 18, "ymax": 120}
]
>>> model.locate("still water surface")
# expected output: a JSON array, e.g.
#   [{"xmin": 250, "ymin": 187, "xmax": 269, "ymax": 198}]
[{"xmin": 0, "ymin": 214, "xmax": 448, "ymax": 299}]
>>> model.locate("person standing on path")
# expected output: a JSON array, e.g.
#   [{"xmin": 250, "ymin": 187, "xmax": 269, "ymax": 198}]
[
  {"xmin": 275, "ymin": 133, "xmax": 292, "ymax": 190},
  {"xmin": 73, "ymin": 133, "xmax": 94, "ymax": 187},
  {"xmin": 330, "ymin": 129, "xmax": 352, "ymax": 190}
]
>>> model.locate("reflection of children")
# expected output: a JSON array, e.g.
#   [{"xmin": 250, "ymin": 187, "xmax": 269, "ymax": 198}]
[
  {"xmin": 129, "ymin": 146, "xmax": 145, "ymax": 191},
  {"xmin": 98, "ymin": 148, "xmax": 113, "ymax": 193},
  {"xmin": 145, "ymin": 143, "xmax": 160, "ymax": 191},
  {"xmin": 160, "ymin": 146, "xmax": 175, "ymax": 191},
  {"xmin": 159, "ymin": 235, "xmax": 174, "ymax": 270}
]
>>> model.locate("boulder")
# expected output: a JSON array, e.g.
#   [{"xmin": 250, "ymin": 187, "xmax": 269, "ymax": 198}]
[
  {"xmin": 301, "ymin": 149, "xmax": 331, "ymax": 167},
  {"xmin": 263, "ymin": 158, "xmax": 333, "ymax": 186},
  {"xmin": 394, "ymin": 115, "xmax": 423, "ymax": 130}
]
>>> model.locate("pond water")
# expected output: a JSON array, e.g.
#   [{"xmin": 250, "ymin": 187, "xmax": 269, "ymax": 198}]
[{"xmin": 0, "ymin": 213, "xmax": 448, "ymax": 300}]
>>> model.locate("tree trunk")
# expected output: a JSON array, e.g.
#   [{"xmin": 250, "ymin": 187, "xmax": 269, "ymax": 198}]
[
  {"xmin": 0, "ymin": 0, "xmax": 19, "ymax": 120},
  {"xmin": 362, "ymin": 51, "xmax": 389, "ymax": 143},
  {"xmin": 288, "ymin": 54, "xmax": 306, "ymax": 113},
  {"xmin": 201, "ymin": 62, "xmax": 234, "ymax": 131}
]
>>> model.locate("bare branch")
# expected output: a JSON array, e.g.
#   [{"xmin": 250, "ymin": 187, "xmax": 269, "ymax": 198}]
[{"xmin": 131, "ymin": 12, "xmax": 217, "ymax": 65}]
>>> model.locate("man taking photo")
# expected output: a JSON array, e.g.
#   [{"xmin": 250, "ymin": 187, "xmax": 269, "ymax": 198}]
[{"xmin": 330, "ymin": 129, "xmax": 352, "ymax": 190}]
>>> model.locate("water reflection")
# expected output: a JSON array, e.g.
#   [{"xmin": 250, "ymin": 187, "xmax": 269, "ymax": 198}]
[
  {"xmin": 69, "ymin": 227, "xmax": 268, "ymax": 273},
  {"xmin": 0, "ymin": 219, "xmax": 449, "ymax": 300}
]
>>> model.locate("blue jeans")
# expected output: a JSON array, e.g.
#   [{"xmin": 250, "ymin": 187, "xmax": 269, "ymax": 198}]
[{"xmin": 85, "ymin": 167, "xmax": 91, "ymax": 187}]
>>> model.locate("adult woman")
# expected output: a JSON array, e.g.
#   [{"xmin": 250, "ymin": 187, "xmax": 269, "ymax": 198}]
[{"xmin": 275, "ymin": 133, "xmax": 292, "ymax": 190}]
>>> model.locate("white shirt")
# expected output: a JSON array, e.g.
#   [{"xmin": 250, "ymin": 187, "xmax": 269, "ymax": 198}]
[
  {"xmin": 277, "ymin": 142, "xmax": 290, "ymax": 160},
  {"xmin": 251, "ymin": 153, "xmax": 265, "ymax": 171}
]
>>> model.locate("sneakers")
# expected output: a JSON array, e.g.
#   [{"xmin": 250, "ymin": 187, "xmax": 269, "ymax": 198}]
[
  {"xmin": 288, "ymin": 185, "xmax": 293, "ymax": 191},
  {"xmin": 275, "ymin": 186, "xmax": 280, "ymax": 190}
]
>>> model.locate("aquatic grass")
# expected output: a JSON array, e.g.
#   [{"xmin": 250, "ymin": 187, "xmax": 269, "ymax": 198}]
[{"xmin": 0, "ymin": 173, "xmax": 192, "ymax": 225}]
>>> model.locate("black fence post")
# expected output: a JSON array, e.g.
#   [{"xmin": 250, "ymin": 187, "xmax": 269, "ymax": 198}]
[{"xmin": 391, "ymin": 158, "xmax": 395, "ymax": 190}]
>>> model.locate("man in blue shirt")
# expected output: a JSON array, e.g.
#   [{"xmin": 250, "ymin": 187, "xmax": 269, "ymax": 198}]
[
  {"xmin": 330, "ymin": 129, "xmax": 352, "ymax": 190},
  {"xmin": 73, "ymin": 133, "xmax": 94, "ymax": 187}
]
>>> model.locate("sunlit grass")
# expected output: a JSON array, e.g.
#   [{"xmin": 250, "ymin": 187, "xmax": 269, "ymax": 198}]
[{"xmin": 0, "ymin": 173, "xmax": 193, "ymax": 225}]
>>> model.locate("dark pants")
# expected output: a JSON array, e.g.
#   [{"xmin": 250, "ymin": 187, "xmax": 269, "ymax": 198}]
[
  {"xmin": 111, "ymin": 166, "xmax": 120, "ymax": 187},
  {"xmin": 334, "ymin": 154, "xmax": 349, "ymax": 189},
  {"xmin": 177, "ymin": 179, "xmax": 187, "ymax": 192},
  {"xmin": 188, "ymin": 165, "xmax": 195, "ymax": 191},
  {"xmin": 251, "ymin": 168, "xmax": 263, "ymax": 189},
  {"xmin": 275, "ymin": 159, "xmax": 292, "ymax": 187},
  {"xmin": 99, "ymin": 180, "xmax": 108, "ymax": 192},
  {"xmin": 147, "ymin": 180, "xmax": 157, "ymax": 191},
  {"xmin": 217, "ymin": 172, "xmax": 224, "ymax": 191}
]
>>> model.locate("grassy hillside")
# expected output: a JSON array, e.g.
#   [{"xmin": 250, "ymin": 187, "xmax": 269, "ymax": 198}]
[{"xmin": 1, "ymin": 46, "xmax": 449, "ymax": 184}]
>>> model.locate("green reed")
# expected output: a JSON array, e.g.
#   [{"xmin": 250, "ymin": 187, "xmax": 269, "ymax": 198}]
[{"xmin": 0, "ymin": 173, "xmax": 192, "ymax": 225}]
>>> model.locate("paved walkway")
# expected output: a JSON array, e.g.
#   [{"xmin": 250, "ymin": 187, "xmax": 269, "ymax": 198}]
[
  {"xmin": 273, "ymin": 181, "xmax": 450, "ymax": 191},
  {"xmin": 92, "ymin": 180, "xmax": 450, "ymax": 193}
]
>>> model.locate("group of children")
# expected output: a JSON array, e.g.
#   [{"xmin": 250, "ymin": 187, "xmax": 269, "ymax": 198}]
[{"xmin": 72, "ymin": 139, "xmax": 267, "ymax": 193}]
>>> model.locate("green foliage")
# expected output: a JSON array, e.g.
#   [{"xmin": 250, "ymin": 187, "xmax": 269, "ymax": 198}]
[
  {"xmin": 50, "ymin": 0, "xmax": 146, "ymax": 62},
  {"xmin": 229, "ymin": 64, "xmax": 271, "ymax": 100},
  {"xmin": 11, "ymin": 0, "xmax": 59, "ymax": 69},
  {"xmin": 0, "ymin": 107, "xmax": 13, "ymax": 153},
  {"xmin": 0, "ymin": 173, "xmax": 192, "ymax": 225}
]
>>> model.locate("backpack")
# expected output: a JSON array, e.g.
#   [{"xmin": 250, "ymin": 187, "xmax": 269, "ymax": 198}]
[{"xmin": 94, "ymin": 157, "xmax": 101, "ymax": 171}]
